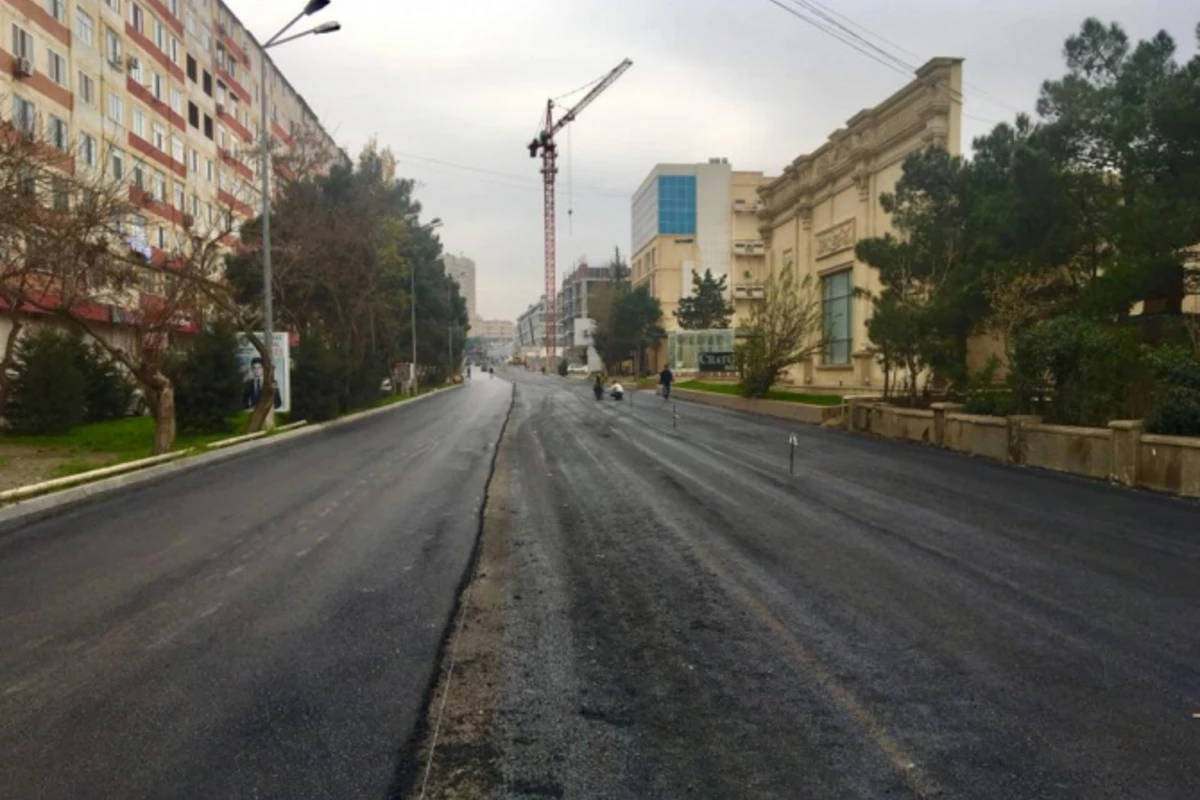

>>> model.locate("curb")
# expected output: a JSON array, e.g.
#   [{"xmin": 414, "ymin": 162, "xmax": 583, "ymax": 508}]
[{"xmin": 0, "ymin": 385, "xmax": 461, "ymax": 535}]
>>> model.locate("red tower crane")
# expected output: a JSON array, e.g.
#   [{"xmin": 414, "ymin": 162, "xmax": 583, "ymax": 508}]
[{"xmin": 528, "ymin": 58, "xmax": 633, "ymax": 363}]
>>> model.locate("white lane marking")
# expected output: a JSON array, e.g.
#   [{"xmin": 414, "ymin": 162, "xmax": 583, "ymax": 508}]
[
  {"xmin": 146, "ymin": 630, "xmax": 178, "ymax": 650},
  {"xmin": 21, "ymin": 636, "xmax": 52, "ymax": 652},
  {"xmin": 198, "ymin": 604, "xmax": 222, "ymax": 618},
  {"xmin": 3, "ymin": 678, "xmax": 36, "ymax": 696},
  {"xmin": 227, "ymin": 566, "xmax": 245, "ymax": 578},
  {"xmin": 316, "ymin": 533, "xmax": 329, "ymax": 543},
  {"xmin": 296, "ymin": 548, "xmax": 310, "ymax": 558}
]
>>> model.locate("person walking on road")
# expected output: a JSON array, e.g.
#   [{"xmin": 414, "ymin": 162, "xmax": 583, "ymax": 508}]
[{"xmin": 659, "ymin": 365, "xmax": 674, "ymax": 401}]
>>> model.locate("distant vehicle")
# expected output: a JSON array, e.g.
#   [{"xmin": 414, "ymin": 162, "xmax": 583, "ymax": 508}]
[{"xmin": 567, "ymin": 364, "xmax": 588, "ymax": 374}]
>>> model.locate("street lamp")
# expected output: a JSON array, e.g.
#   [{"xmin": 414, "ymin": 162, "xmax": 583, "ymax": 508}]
[
  {"xmin": 411, "ymin": 218, "xmax": 442, "ymax": 394},
  {"xmin": 258, "ymin": 1, "xmax": 339, "ymax": 423}
]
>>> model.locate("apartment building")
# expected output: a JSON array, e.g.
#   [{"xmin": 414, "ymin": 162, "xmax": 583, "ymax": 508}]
[
  {"xmin": 630, "ymin": 159, "xmax": 772, "ymax": 370},
  {"xmin": 0, "ymin": 0, "xmax": 339, "ymax": 343},
  {"xmin": 516, "ymin": 296, "xmax": 551, "ymax": 357},
  {"xmin": 556, "ymin": 257, "xmax": 613, "ymax": 355},
  {"xmin": 443, "ymin": 253, "xmax": 476, "ymax": 322}
]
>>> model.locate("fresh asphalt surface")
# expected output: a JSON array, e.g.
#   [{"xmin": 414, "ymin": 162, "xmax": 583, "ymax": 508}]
[
  {"xmin": 0, "ymin": 379, "xmax": 512, "ymax": 799},
  {"xmin": 448, "ymin": 370, "xmax": 1200, "ymax": 799}
]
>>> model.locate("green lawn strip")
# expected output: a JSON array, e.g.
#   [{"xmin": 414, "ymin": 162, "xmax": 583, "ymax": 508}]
[
  {"xmin": 675, "ymin": 380, "xmax": 843, "ymax": 406},
  {"xmin": 4, "ymin": 384, "xmax": 455, "ymax": 485}
]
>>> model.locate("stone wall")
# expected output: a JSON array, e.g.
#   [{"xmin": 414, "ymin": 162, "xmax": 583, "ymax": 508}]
[
  {"xmin": 846, "ymin": 404, "xmax": 1200, "ymax": 499},
  {"xmin": 671, "ymin": 388, "xmax": 840, "ymax": 425}
]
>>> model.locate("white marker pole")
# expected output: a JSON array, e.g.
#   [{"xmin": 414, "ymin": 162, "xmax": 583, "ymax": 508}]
[{"xmin": 789, "ymin": 433, "xmax": 798, "ymax": 476}]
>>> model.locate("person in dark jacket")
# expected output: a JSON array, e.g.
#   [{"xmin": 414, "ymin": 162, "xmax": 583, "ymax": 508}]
[{"xmin": 659, "ymin": 366, "xmax": 674, "ymax": 401}]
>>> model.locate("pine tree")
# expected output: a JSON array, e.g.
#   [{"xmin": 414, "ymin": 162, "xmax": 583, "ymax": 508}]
[{"xmin": 675, "ymin": 269, "xmax": 734, "ymax": 330}]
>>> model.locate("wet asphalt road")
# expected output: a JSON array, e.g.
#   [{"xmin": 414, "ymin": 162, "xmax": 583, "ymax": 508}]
[
  {"xmin": 0, "ymin": 380, "xmax": 511, "ymax": 799},
  {"xmin": 449, "ymin": 370, "xmax": 1200, "ymax": 799}
]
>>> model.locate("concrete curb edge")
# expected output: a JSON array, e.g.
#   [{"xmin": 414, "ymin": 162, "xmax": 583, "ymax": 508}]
[{"xmin": 0, "ymin": 385, "xmax": 461, "ymax": 534}]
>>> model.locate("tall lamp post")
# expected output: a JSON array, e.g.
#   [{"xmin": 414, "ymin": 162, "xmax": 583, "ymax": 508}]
[
  {"xmin": 258, "ymin": 1, "xmax": 339, "ymax": 421},
  {"xmin": 411, "ymin": 218, "xmax": 442, "ymax": 394}
]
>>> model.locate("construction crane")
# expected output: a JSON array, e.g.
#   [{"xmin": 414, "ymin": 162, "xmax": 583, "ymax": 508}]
[{"xmin": 529, "ymin": 58, "xmax": 633, "ymax": 363}]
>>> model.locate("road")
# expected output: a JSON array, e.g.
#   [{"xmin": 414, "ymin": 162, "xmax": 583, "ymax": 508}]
[
  {"xmin": 0, "ymin": 379, "xmax": 512, "ymax": 799},
  {"xmin": 421, "ymin": 370, "xmax": 1200, "ymax": 800}
]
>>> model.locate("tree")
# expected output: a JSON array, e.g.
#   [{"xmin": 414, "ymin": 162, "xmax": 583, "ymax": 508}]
[
  {"xmin": 675, "ymin": 269, "xmax": 734, "ymax": 330},
  {"xmin": 735, "ymin": 271, "xmax": 826, "ymax": 398},
  {"xmin": 1036, "ymin": 19, "xmax": 1200, "ymax": 315},
  {"xmin": 5, "ymin": 327, "xmax": 85, "ymax": 435},
  {"xmin": 592, "ymin": 285, "xmax": 664, "ymax": 373},
  {"xmin": 172, "ymin": 322, "xmax": 244, "ymax": 434}
]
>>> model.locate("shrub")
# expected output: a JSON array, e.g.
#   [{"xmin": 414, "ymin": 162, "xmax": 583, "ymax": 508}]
[
  {"xmin": 1009, "ymin": 316, "xmax": 1142, "ymax": 425},
  {"xmin": 962, "ymin": 355, "xmax": 1014, "ymax": 416},
  {"xmin": 291, "ymin": 336, "xmax": 346, "ymax": 422},
  {"xmin": 76, "ymin": 342, "xmax": 134, "ymax": 423},
  {"xmin": 557, "ymin": 358, "xmax": 569, "ymax": 377},
  {"xmin": 1144, "ymin": 345, "xmax": 1200, "ymax": 436},
  {"xmin": 5, "ymin": 327, "xmax": 86, "ymax": 434},
  {"xmin": 172, "ymin": 322, "xmax": 244, "ymax": 434}
]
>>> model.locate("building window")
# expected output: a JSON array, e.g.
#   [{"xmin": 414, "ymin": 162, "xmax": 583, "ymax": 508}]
[
  {"xmin": 132, "ymin": 161, "xmax": 145, "ymax": 189},
  {"xmin": 170, "ymin": 88, "xmax": 182, "ymax": 114},
  {"xmin": 44, "ymin": 0, "xmax": 67, "ymax": 25},
  {"xmin": 156, "ymin": 226, "xmax": 166, "ymax": 249},
  {"xmin": 173, "ymin": 184, "xmax": 184, "ymax": 211},
  {"xmin": 47, "ymin": 116, "xmax": 68, "ymax": 150},
  {"xmin": 171, "ymin": 136, "xmax": 183, "ymax": 164},
  {"xmin": 151, "ymin": 122, "xmax": 165, "ymax": 151},
  {"xmin": 130, "ymin": 3, "xmax": 143, "ymax": 33},
  {"xmin": 12, "ymin": 24, "xmax": 34, "ymax": 60},
  {"xmin": 77, "ymin": 72, "xmax": 96, "ymax": 106},
  {"xmin": 169, "ymin": 37, "xmax": 179, "ymax": 64},
  {"xmin": 186, "ymin": 54, "xmax": 197, "ymax": 82},
  {"xmin": 80, "ymin": 133, "xmax": 97, "ymax": 167},
  {"xmin": 107, "ymin": 91, "xmax": 124, "ymax": 125},
  {"xmin": 201, "ymin": 24, "xmax": 211, "ymax": 52},
  {"xmin": 191, "ymin": 194, "xmax": 199, "ymax": 217},
  {"xmin": 656, "ymin": 175, "xmax": 697, "ymax": 236},
  {"xmin": 106, "ymin": 28, "xmax": 122, "ymax": 64},
  {"xmin": 46, "ymin": 50, "xmax": 68, "ymax": 86},
  {"xmin": 154, "ymin": 20, "xmax": 165, "ymax": 51},
  {"xmin": 185, "ymin": 8, "xmax": 196, "ymax": 34},
  {"xmin": 128, "ymin": 57, "xmax": 142, "ymax": 83},
  {"xmin": 105, "ymin": 0, "xmax": 121, "ymax": 12},
  {"xmin": 202, "ymin": 70, "xmax": 212, "ymax": 97},
  {"xmin": 203, "ymin": 114, "xmax": 213, "ymax": 140},
  {"xmin": 110, "ymin": 147, "xmax": 125, "ymax": 180},
  {"xmin": 152, "ymin": 72, "xmax": 164, "ymax": 101},
  {"xmin": 76, "ymin": 8, "xmax": 95, "ymax": 46},
  {"xmin": 12, "ymin": 96, "xmax": 36, "ymax": 137},
  {"xmin": 152, "ymin": 171, "xmax": 166, "ymax": 202},
  {"xmin": 189, "ymin": 149, "xmax": 198, "ymax": 172},
  {"xmin": 132, "ymin": 107, "xmax": 145, "ymax": 137},
  {"xmin": 51, "ymin": 176, "xmax": 70, "ymax": 211},
  {"xmin": 188, "ymin": 102, "xmax": 199, "ymax": 128},
  {"xmin": 205, "ymin": 158, "xmax": 214, "ymax": 182},
  {"xmin": 821, "ymin": 269, "xmax": 853, "ymax": 365}
]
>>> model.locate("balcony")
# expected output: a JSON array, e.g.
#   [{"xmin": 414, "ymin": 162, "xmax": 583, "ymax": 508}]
[{"xmin": 732, "ymin": 198, "xmax": 762, "ymax": 213}]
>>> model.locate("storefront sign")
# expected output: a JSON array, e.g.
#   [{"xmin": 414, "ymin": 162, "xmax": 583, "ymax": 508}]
[{"xmin": 699, "ymin": 351, "xmax": 736, "ymax": 371}]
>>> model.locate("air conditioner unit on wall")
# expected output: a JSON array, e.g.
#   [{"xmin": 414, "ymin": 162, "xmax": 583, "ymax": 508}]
[
  {"xmin": 108, "ymin": 56, "xmax": 124, "ymax": 72},
  {"xmin": 14, "ymin": 57, "xmax": 34, "ymax": 78}
]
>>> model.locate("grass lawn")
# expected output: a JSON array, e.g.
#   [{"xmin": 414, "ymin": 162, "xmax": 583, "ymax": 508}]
[
  {"xmin": 675, "ymin": 380, "xmax": 843, "ymax": 406},
  {"xmin": 2, "ymin": 412, "xmax": 271, "ymax": 478}
]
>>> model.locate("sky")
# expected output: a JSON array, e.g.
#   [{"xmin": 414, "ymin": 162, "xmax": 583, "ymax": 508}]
[{"xmin": 229, "ymin": 0, "xmax": 1197, "ymax": 323}]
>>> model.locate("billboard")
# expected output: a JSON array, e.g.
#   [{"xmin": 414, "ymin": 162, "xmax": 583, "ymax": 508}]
[
  {"xmin": 574, "ymin": 317, "xmax": 595, "ymax": 347},
  {"xmin": 236, "ymin": 332, "xmax": 291, "ymax": 414}
]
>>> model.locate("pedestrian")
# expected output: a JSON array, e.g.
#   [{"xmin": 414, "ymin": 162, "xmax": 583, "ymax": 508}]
[{"xmin": 659, "ymin": 365, "xmax": 673, "ymax": 401}]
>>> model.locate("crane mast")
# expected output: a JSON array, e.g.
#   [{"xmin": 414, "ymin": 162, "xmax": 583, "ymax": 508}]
[{"xmin": 529, "ymin": 58, "xmax": 632, "ymax": 365}]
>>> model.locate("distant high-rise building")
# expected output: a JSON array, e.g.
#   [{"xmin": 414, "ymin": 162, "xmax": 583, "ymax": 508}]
[{"xmin": 443, "ymin": 254, "xmax": 477, "ymax": 322}]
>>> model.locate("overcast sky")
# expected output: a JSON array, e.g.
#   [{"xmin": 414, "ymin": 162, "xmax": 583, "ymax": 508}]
[{"xmin": 229, "ymin": 0, "xmax": 1196, "ymax": 322}]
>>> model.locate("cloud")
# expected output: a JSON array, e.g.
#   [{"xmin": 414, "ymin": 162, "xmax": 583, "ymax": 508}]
[{"xmin": 229, "ymin": 0, "xmax": 1198, "ymax": 321}]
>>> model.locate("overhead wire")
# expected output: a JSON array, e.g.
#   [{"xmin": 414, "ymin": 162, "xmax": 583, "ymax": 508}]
[{"xmin": 778, "ymin": 0, "xmax": 1018, "ymax": 120}]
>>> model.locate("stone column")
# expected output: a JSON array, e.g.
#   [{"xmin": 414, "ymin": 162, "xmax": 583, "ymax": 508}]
[
  {"xmin": 931, "ymin": 402, "xmax": 963, "ymax": 447},
  {"xmin": 1109, "ymin": 420, "xmax": 1143, "ymax": 487},
  {"xmin": 1007, "ymin": 415, "xmax": 1043, "ymax": 465},
  {"xmin": 853, "ymin": 349, "xmax": 874, "ymax": 386}
]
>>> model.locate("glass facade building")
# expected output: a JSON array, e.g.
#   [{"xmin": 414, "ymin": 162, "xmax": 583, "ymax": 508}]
[{"xmin": 631, "ymin": 172, "xmax": 699, "ymax": 251}]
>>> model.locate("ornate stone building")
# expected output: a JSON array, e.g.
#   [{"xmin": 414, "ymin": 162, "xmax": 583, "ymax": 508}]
[{"xmin": 757, "ymin": 57, "xmax": 963, "ymax": 392}]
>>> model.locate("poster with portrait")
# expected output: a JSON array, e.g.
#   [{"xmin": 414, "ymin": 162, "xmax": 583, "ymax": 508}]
[{"xmin": 236, "ymin": 332, "xmax": 291, "ymax": 414}]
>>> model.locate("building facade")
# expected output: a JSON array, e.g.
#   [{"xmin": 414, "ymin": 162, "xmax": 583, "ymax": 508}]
[
  {"xmin": 556, "ymin": 257, "xmax": 613, "ymax": 355},
  {"xmin": 516, "ymin": 296, "xmax": 549, "ymax": 356},
  {"xmin": 0, "ymin": 0, "xmax": 339, "ymax": 346},
  {"xmin": 443, "ymin": 253, "xmax": 476, "ymax": 322},
  {"xmin": 757, "ymin": 57, "xmax": 963, "ymax": 393},
  {"xmin": 630, "ymin": 159, "xmax": 772, "ymax": 370}
]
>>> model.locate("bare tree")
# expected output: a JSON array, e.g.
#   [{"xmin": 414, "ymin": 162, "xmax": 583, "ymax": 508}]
[{"xmin": 736, "ymin": 270, "xmax": 827, "ymax": 398}]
